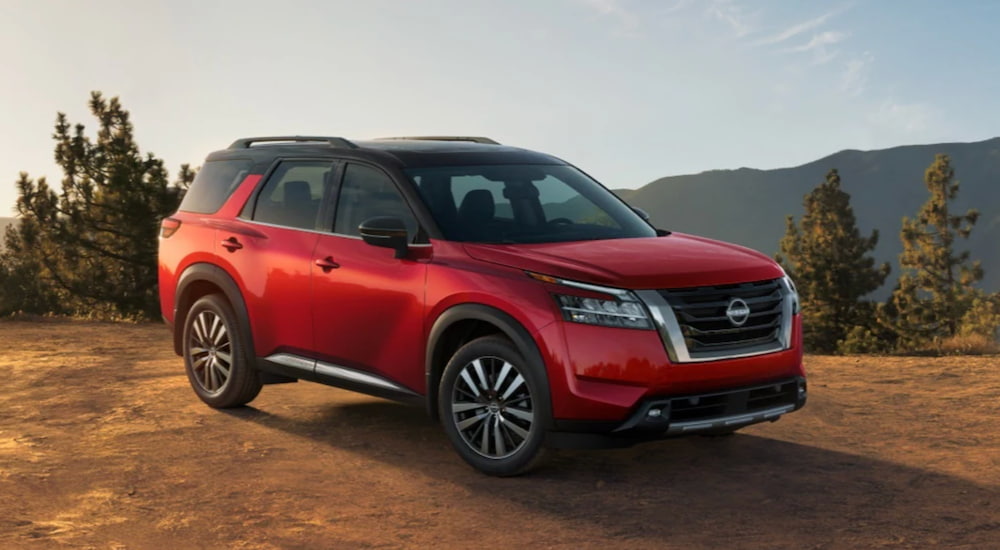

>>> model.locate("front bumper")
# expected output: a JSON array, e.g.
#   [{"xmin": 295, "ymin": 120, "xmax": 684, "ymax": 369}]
[{"xmin": 547, "ymin": 376, "xmax": 807, "ymax": 448}]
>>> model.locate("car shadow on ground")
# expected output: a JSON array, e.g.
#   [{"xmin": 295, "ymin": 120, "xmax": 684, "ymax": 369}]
[{"xmin": 222, "ymin": 398, "xmax": 999, "ymax": 546}]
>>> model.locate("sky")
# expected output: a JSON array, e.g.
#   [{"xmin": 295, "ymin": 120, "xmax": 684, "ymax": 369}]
[{"xmin": 2, "ymin": 0, "xmax": 1000, "ymax": 215}]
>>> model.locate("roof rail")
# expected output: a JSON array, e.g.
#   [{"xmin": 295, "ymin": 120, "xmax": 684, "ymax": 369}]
[
  {"xmin": 375, "ymin": 136, "xmax": 500, "ymax": 145},
  {"xmin": 228, "ymin": 136, "xmax": 357, "ymax": 149}
]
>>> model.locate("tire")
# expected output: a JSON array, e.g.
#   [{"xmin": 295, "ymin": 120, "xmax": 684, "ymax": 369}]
[
  {"xmin": 438, "ymin": 336, "xmax": 550, "ymax": 476},
  {"xmin": 182, "ymin": 294, "xmax": 262, "ymax": 408}
]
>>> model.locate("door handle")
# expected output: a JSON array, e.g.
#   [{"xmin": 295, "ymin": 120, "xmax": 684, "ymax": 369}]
[
  {"xmin": 315, "ymin": 256, "xmax": 340, "ymax": 272},
  {"xmin": 221, "ymin": 237, "xmax": 243, "ymax": 252}
]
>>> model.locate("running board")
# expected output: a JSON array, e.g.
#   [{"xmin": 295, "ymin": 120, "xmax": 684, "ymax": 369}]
[{"xmin": 259, "ymin": 353, "xmax": 421, "ymax": 402}]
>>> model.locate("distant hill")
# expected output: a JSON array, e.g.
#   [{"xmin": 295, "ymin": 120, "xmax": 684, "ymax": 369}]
[{"xmin": 615, "ymin": 137, "xmax": 1000, "ymax": 299}]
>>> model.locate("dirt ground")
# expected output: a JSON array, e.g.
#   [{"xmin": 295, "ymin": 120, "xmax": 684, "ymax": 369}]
[{"xmin": 0, "ymin": 320, "xmax": 997, "ymax": 549}]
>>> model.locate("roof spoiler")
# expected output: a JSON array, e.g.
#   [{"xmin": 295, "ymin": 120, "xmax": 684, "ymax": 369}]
[
  {"xmin": 228, "ymin": 136, "xmax": 357, "ymax": 149},
  {"xmin": 375, "ymin": 136, "xmax": 500, "ymax": 145}
]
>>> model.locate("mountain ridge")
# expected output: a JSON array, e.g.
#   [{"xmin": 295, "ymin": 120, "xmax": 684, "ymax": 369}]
[{"xmin": 617, "ymin": 137, "xmax": 1000, "ymax": 299}]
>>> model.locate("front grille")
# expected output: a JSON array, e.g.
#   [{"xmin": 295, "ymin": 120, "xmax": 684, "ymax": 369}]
[{"xmin": 658, "ymin": 278, "xmax": 784, "ymax": 355}]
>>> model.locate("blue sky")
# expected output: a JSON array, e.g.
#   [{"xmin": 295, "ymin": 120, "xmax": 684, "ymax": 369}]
[{"xmin": 2, "ymin": 0, "xmax": 999, "ymax": 214}]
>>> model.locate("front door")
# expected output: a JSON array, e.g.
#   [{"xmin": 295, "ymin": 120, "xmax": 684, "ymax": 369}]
[{"xmin": 311, "ymin": 162, "xmax": 428, "ymax": 394}]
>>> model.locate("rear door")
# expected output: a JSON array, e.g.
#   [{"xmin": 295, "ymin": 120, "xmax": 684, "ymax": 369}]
[
  {"xmin": 311, "ymin": 162, "xmax": 428, "ymax": 394},
  {"xmin": 214, "ymin": 160, "xmax": 335, "ymax": 359}
]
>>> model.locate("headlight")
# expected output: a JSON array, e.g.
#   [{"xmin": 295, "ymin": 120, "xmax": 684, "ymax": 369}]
[
  {"xmin": 782, "ymin": 275, "xmax": 801, "ymax": 314},
  {"xmin": 555, "ymin": 294, "xmax": 652, "ymax": 329},
  {"xmin": 526, "ymin": 272, "xmax": 653, "ymax": 329}
]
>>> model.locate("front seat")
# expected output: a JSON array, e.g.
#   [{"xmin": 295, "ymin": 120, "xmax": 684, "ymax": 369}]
[{"xmin": 458, "ymin": 189, "xmax": 495, "ymax": 241}]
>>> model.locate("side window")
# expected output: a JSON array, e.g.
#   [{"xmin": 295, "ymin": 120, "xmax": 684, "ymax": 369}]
[
  {"xmin": 252, "ymin": 161, "xmax": 333, "ymax": 230},
  {"xmin": 334, "ymin": 164, "xmax": 418, "ymax": 238},
  {"xmin": 178, "ymin": 159, "xmax": 252, "ymax": 214}
]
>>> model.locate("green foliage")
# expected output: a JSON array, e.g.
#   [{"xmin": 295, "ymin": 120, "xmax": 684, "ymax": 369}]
[
  {"xmin": 776, "ymin": 169, "xmax": 890, "ymax": 353},
  {"xmin": 0, "ymin": 92, "xmax": 190, "ymax": 318},
  {"xmin": 837, "ymin": 325, "xmax": 889, "ymax": 354},
  {"xmin": 0, "ymin": 220, "xmax": 70, "ymax": 316},
  {"xmin": 882, "ymin": 154, "xmax": 983, "ymax": 350}
]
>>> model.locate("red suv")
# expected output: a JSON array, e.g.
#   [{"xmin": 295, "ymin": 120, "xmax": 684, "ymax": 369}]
[{"xmin": 159, "ymin": 136, "xmax": 806, "ymax": 475}]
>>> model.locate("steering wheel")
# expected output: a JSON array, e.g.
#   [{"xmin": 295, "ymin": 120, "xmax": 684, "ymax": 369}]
[{"xmin": 548, "ymin": 218, "xmax": 574, "ymax": 225}]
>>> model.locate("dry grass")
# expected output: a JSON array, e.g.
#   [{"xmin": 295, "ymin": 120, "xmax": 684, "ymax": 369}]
[
  {"xmin": 1, "ymin": 320, "xmax": 999, "ymax": 549},
  {"xmin": 936, "ymin": 333, "xmax": 1000, "ymax": 355}
]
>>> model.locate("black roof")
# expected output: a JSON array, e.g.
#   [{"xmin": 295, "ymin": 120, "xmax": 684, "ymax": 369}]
[{"xmin": 205, "ymin": 136, "xmax": 565, "ymax": 168}]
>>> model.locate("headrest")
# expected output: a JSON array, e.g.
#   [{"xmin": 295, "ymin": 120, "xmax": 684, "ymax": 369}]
[
  {"xmin": 284, "ymin": 180, "xmax": 311, "ymax": 204},
  {"xmin": 459, "ymin": 189, "xmax": 495, "ymax": 220}
]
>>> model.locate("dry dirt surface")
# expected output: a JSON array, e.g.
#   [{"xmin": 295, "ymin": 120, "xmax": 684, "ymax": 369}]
[{"xmin": 1, "ymin": 320, "xmax": 998, "ymax": 549}]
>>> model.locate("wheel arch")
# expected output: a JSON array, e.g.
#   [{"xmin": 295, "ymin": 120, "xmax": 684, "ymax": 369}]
[
  {"xmin": 425, "ymin": 304, "xmax": 549, "ymax": 423},
  {"xmin": 174, "ymin": 263, "xmax": 253, "ymax": 358}
]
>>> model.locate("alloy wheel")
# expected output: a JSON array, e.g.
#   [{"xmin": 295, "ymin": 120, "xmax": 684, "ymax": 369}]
[
  {"xmin": 187, "ymin": 310, "xmax": 233, "ymax": 396},
  {"xmin": 450, "ymin": 356, "xmax": 535, "ymax": 459}
]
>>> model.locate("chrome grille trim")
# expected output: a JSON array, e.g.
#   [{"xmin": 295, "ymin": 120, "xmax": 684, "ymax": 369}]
[{"xmin": 636, "ymin": 277, "xmax": 795, "ymax": 363}]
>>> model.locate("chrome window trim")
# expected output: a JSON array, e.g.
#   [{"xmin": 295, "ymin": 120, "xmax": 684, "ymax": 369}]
[{"xmin": 239, "ymin": 219, "xmax": 433, "ymax": 247}]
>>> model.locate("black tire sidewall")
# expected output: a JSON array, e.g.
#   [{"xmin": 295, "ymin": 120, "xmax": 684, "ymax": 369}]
[
  {"xmin": 182, "ymin": 294, "xmax": 260, "ymax": 408},
  {"xmin": 438, "ymin": 335, "xmax": 550, "ymax": 476}
]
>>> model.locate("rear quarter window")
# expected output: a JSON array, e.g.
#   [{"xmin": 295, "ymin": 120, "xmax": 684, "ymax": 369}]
[{"xmin": 178, "ymin": 159, "xmax": 253, "ymax": 214}]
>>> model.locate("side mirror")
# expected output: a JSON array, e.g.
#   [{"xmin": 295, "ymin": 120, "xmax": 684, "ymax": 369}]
[
  {"xmin": 359, "ymin": 217, "xmax": 409, "ymax": 258},
  {"xmin": 631, "ymin": 206, "xmax": 671, "ymax": 236},
  {"xmin": 631, "ymin": 206, "xmax": 651, "ymax": 222}
]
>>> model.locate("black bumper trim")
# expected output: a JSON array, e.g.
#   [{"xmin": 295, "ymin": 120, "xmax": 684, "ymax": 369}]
[{"xmin": 550, "ymin": 376, "xmax": 806, "ymax": 446}]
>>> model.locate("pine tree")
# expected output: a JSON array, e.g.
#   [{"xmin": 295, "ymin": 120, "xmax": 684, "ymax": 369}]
[
  {"xmin": 0, "ymin": 92, "xmax": 192, "ymax": 318},
  {"xmin": 884, "ymin": 154, "xmax": 982, "ymax": 349},
  {"xmin": 776, "ymin": 168, "xmax": 890, "ymax": 353}
]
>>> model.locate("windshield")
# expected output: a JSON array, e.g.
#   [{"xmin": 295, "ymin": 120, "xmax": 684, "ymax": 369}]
[{"xmin": 407, "ymin": 164, "xmax": 656, "ymax": 244}]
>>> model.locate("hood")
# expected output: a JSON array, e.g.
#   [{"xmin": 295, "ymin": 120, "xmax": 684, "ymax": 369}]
[{"xmin": 462, "ymin": 233, "xmax": 783, "ymax": 289}]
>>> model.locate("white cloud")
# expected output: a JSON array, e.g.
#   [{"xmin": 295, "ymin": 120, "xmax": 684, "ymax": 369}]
[
  {"xmin": 781, "ymin": 30, "xmax": 847, "ymax": 64},
  {"xmin": 706, "ymin": 0, "xmax": 756, "ymax": 37},
  {"xmin": 840, "ymin": 52, "xmax": 874, "ymax": 96},
  {"xmin": 754, "ymin": 11, "xmax": 836, "ymax": 46},
  {"xmin": 784, "ymin": 31, "xmax": 846, "ymax": 53}
]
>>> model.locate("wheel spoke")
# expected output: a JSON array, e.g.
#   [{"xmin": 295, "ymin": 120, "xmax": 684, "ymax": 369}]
[
  {"xmin": 215, "ymin": 351, "xmax": 232, "ymax": 365},
  {"xmin": 193, "ymin": 315, "xmax": 206, "ymax": 344},
  {"xmin": 459, "ymin": 369, "xmax": 480, "ymax": 397},
  {"xmin": 456, "ymin": 411, "xmax": 489, "ymax": 431},
  {"xmin": 213, "ymin": 322, "xmax": 228, "ymax": 346},
  {"xmin": 493, "ymin": 417, "xmax": 506, "ymax": 456},
  {"xmin": 209, "ymin": 315, "xmax": 221, "ymax": 345},
  {"xmin": 500, "ymin": 374, "xmax": 525, "ymax": 400},
  {"xmin": 500, "ymin": 416, "xmax": 529, "ymax": 440},
  {"xmin": 204, "ymin": 358, "xmax": 214, "ymax": 388},
  {"xmin": 452, "ymin": 402, "xmax": 486, "ymax": 413},
  {"xmin": 503, "ymin": 406, "xmax": 533, "ymax": 422},
  {"xmin": 479, "ymin": 418, "xmax": 490, "ymax": 454},
  {"xmin": 504, "ymin": 395, "xmax": 531, "ymax": 406},
  {"xmin": 471, "ymin": 359, "xmax": 490, "ymax": 392},
  {"xmin": 493, "ymin": 362, "xmax": 512, "ymax": 391}
]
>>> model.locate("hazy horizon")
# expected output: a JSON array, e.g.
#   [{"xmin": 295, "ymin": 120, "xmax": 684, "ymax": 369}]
[{"xmin": 4, "ymin": 0, "xmax": 1000, "ymax": 214}]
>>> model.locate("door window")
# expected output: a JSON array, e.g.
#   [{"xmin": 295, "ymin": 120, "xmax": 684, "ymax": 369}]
[
  {"xmin": 252, "ymin": 161, "xmax": 333, "ymax": 230},
  {"xmin": 333, "ymin": 164, "xmax": 418, "ymax": 239}
]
